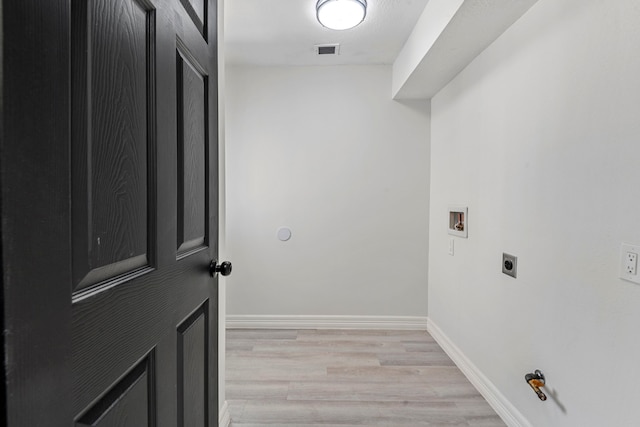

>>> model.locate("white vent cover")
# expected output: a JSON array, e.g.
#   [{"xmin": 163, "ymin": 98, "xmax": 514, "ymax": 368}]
[{"xmin": 315, "ymin": 44, "xmax": 340, "ymax": 55}]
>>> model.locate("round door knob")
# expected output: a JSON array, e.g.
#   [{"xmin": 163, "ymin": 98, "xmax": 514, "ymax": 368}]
[{"xmin": 210, "ymin": 260, "xmax": 232, "ymax": 277}]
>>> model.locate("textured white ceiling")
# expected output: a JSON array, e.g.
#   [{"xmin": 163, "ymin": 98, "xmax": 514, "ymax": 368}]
[{"xmin": 224, "ymin": 0, "xmax": 431, "ymax": 66}]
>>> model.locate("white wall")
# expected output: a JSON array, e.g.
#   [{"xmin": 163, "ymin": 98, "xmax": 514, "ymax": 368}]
[
  {"xmin": 429, "ymin": 0, "xmax": 640, "ymax": 425},
  {"xmin": 225, "ymin": 65, "xmax": 430, "ymax": 318}
]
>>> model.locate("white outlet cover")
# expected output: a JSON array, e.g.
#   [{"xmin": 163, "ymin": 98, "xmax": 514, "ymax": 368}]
[{"xmin": 620, "ymin": 243, "xmax": 640, "ymax": 284}]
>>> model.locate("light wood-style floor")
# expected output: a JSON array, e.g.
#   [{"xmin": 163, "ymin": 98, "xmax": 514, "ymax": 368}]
[{"xmin": 226, "ymin": 329, "xmax": 505, "ymax": 426}]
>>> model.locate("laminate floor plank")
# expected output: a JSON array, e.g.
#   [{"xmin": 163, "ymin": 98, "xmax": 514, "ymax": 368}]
[
  {"xmin": 252, "ymin": 340, "xmax": 406, "ymax": 354},
  {"xmin": 227, "ymin": 366, "xmax": 328, "ymax": 382},
  {"xmin": 403, "ymin": 342, "xmax": 448, "ymax": 352},
  {"xmin": 326, "ymin": 366, "xmax": 471, "ymax": 383},
  {"xmin": 227, "ymin": 329, "xmax": 300, "ymax": 340},
  {"xmin": 227, "ymin": 351, "xmax": 382, "ymax": 368},
  {"xmin": 378, "ymin": 351, "xmax": 457, "ymax": 367},
  {"xmin": 288, "ymin": 380, "xmax": 442, "ymax": 402},
  {"xmin": 226, "ymin": 380, "xmax": 291, "ymax": 400},
  {"xmin": 226, "ymin": 329, "xmax": 505, "ymax": 427},
  {"xmin": 297, "ymin": 329, "xmax": 436, "ymax": 343},
  {"xmin": 236, "ymin": 400, "xmax": 472, "ymax": 426}
]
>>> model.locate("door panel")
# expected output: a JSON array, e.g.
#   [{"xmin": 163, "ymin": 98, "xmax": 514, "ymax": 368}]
[
  {"xmin": 179, "ymin": 0, "xmax": 208, "ymax": 40},
  {"xmin": 177, "ymin": 44, "xmax": 208, "ymax": 257},
  {"xmin": 71, "ymin": 0, "xmax": 157, "ymax": 294},
  {"xmin": 1, "ymin": 0, "xmax": 220, "ymax": 425},
  {"xmin": 75, "ymin": 352, "xmax": 156, "ymax": 427},
  {"xmin": 177, "ymin": 301, "xmax": 210, "ymax": 427}
]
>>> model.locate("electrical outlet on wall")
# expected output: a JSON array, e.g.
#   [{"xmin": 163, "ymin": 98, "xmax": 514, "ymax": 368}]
[
  {"xmin": 625, "ymin": 252, "xmax": 637, "ymax": 275},
  {"xmin": 620, "ymin": 243, "xmax": 640, "ymax": 284}
]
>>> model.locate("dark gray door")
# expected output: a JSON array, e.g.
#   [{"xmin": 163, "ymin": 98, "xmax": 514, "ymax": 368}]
[{"xmin": 1, "ymin": 0, "xmax": 220, "ymax": 425}]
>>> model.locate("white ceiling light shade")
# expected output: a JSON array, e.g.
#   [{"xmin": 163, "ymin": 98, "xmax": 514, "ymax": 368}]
[{"xmin": 316, "ymin": 0, "xmax": 367, "ymax": 31}]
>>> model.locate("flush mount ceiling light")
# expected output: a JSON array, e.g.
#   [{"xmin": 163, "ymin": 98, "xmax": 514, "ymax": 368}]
[{"xmin": 316, "ymin": 0, "xmax": 367, "ymax": 31}]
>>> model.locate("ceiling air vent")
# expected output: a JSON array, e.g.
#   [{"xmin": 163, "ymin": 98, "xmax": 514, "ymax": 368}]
[{"xmin": 315, "ymin": 44, "xmax": 340, "ymax": 56}]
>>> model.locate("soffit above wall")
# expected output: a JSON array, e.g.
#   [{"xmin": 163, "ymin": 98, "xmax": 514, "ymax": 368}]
[{"xmin": 392, "ymin": 0, "xmax": 540, "ymax": 100}]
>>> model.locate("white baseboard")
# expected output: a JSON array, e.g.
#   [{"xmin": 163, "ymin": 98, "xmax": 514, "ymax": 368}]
[
  {"xmin": 218, "ymin": 400, "xmax": 231, "ymax": 427},
  {"xmin": 226, "ymin": 315, "xmax": 428, "ymax": 330},
  {"xmin": 427, "ymin": 318, "xmax": 531, "ymax": 427}
]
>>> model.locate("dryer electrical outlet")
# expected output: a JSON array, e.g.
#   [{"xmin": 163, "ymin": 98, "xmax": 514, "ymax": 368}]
[{"xmin": 502, "ymin": 253, "xmax": 517, "ymax": 278}]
